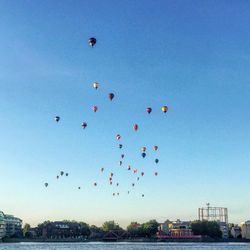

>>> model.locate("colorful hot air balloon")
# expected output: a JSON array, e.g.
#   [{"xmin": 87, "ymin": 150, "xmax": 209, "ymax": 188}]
[
  {"xmin": 121, "ymin": 154, "xmax": 125, "ymax": 159},
  {"xmin": 60, "ymin": 171, "xmax": 64, "ymax": 176},
  {"xmin": 155, "ymin": 159, "xmax": 159, "ymax": 164},
  {"xmin": 142, "ymin": 152, "xmax": 146, "ymax": 158},
  {"xmin": 92, "ymin": 106, "xmax": 98, "ymax": 112},
  {"xmin": 110, "ymin": 172, "xmax": 114, "ymax": 177},
  {"xmin": 116, "ymin": 134, "xmax": 121, "ymax": 140},
  {"xmin": 153, "ymin": 146, "xmax": 158, "ymax": 151},
  {"xmin": 109, "ymin": 177, "xmax": 112, "ymax": 181},
  {"xmin": 162, "ymin": 106, "xmax": 168, "ymax": 113},
  {"xmin": 119, "ymin": 144, "xmax": 123, "ymax": 149},
  {"xmin": 93, "ymin": 82, "xmax": 99, "ymax": 89},
  {"xmin": 141, "ymin": 172, "xmax": 144, "ymax": 176},
  {"xmin": 132, "ymin": 183, "xmax": 135, "ymax": 187},
  {"xmin": 110, "ymin": 181, "xmax": 113, "ymax": 185},
  {"xmin": 133, "ymin": 124, "xmax": 139, "ymax": 131},
  {"xmin": 133, "ymin": 169, "xmax": 137, "ymax": 174},
  {"xmin": 141, "ymin": 147, "xmax": 146, "ymax": 152},
  {"xmin": 54, "ymin": 116, "xmax": 60, "ymax": 122},
  {"xmin": 146, "ymin": 107, "xmax": 152, "ymax": 114},
  {"xmin": 44, "ymin": 183, "xmax": 48, "ymax": 187},
  {"xmin": 108, "ymin": 93, "xmax": 114, "ymax": 101},
  {"xmin": 89, "ymin": 37, "xmax": 97, "ymax": 47},
  {"xmin": 81, "ymin": 122, "xmax": 87, "ymax": 129}
]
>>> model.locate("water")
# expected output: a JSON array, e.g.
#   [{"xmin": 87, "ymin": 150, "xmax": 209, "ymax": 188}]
[{"xmin": 1, "ymin": 242, "xmax": 250, "ymax": 250}]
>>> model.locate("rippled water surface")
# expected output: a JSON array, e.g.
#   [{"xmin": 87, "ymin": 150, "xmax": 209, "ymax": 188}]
[{"xmin": 1, "ymin": 242, "xmax": 250, "ymax": 250}]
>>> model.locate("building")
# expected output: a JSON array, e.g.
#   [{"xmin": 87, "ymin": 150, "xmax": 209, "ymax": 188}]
[
  {"xmin": 231, "ymin": 225, "xmax": 241, "ymax": 238},
  {"xmin": 4, "ymin": 214, "xmax": 22, "ymax": 237},
  {"xmin": 157, "ymin": 219, "xmax": 200, "ymax": 239},
  {"xmin": 0, "ymin": 211, "xmax": 6, "ymax": 240},
  {"xmin": 198, "ymin": 203, "xmax": 229, "ymax": 239},
  {"xmin": 240, "ymin": 221, "xmax": 250, "ymax": 239}
]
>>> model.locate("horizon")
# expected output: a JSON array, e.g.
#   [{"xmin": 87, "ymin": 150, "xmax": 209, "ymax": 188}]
[{"xmin": 1, "ymin": 0, "xmax": 250, "ymax": 228}]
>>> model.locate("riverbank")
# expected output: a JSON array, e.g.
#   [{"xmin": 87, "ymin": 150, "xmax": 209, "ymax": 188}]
[{"xmin": 2, "ymin": 237, "xmax": 250, "ymax": 243}]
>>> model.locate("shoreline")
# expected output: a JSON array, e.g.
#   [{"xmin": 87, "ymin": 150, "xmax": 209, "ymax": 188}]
[{"xmin": 2, "ymin": 238, "xmax": 250, "ymax": 243}]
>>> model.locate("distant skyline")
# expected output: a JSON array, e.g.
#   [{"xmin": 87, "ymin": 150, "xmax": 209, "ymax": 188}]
[{"xmin": 0, "ymin": 0, "xmax": 250, "ymax": 227}]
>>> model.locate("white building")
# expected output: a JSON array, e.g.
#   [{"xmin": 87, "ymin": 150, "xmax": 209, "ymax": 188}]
[
  {"xmin": 0, "ymin": 211, "xmax": 6, "ymax": 240},
  {"xmin": 240, "ymin": 221, "xmax": 250, "ymax": 239},
  {"xmin": 4, "ymin": 214, "xmax": 22, "ymax": 237}
]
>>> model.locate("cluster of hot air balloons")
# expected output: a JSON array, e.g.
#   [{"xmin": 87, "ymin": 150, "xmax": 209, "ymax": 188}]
[{"xmin": 45, "ymin": 37, "xmax": 169, "ymax": 199}]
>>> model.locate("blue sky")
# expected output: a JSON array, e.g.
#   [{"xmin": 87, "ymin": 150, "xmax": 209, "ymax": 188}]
[{"xmin": 0, "ymin": 0, "xmax": 250, "ymax": 227}]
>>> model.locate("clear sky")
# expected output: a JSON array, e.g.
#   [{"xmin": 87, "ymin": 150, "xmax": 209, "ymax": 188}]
[{"xmin": 0, "ymin": 0, "xmax": 250, "ymax": 228}]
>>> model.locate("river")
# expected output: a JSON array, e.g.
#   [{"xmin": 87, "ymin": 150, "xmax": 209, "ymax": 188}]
[{"xmin": 1, "ymin": 242, "xmax": 250, "ymax": 250}]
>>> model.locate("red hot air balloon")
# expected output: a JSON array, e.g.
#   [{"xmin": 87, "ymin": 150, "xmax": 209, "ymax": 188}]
[
  {"xmin": 116, "ymin": 134, "xmax": 121, "ymax": 140},
  {"xmin": 146, "ymin": 107, "xmax": 152, "ymax": 114},
  {"xmin": 133, "ymin": 124, "xmax": 139, "ymax": 131},
  {"xmin": 92, "ymin": 106, "xmax": 98, "ymax": 112},
  {"xmin": 133, "ymin": 169, "xmax": 137, "ymax": 174}
]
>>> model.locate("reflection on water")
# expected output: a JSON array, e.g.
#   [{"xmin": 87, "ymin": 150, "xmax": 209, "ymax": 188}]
[{"xmin": 0, "ymin": 242, "xmax": 250, "ymax": 250}]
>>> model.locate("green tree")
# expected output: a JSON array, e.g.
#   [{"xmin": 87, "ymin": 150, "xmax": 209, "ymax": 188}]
[
  {"xmin": 127, "ymin": 222, "xmax": 141, "ymax": 237},
  {"xmin": 101, "ymin": 221, "xmax": 121, "ymax": 232},
  {"xmin": 191, "ymin": 220, "xmax": 222, "ymax": 238},
  {"xmin": 23, "ymin": 223, "xmax": 31, "ymax": 237},
  {"xmin": 141, "ymin": 220, "xmax": 159, "ymax": 237}
]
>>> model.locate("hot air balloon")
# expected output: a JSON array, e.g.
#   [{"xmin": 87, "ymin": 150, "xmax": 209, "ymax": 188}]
[
  {"xmin": 132, "ymin": 183, "xmax": 135, "ymax": 187},
  {"xmin": 116, "ymin": 134, "xmax": 121, "ymax": 140},
  {"xmin": 110, "ymin": 181, "xmax": 113, "ymax": 185},
  {"xmin": 141, "ymin": 147, "xmax": 146, "ymax": 152},
  {"xmin": 56, "ymin": 175, "xmax": 59, "ymax": 179},
  {"xmin": 141, "ymin": 172, "xmax": 144, "ymax": 176},
  {"xmin": 146, "ymin": 107, "xmax": 152, "ymax": 114},
  {"xmin": 92, "ymin": 106, "xmax": 98, "ymax": 112},
  {"xmin": 101, "ymin": 167, "xmax": 104, "ymax": 172},
  {"xmin": 117, "ymin": 193, "xmax": 119, "ymax": 196},
  {"xmin": 93, "ymin": 82, "xmax": 99, "ymax": 89},
  {"xmin": 153, "ymin": 146, "xmax": 158, "ymax": 151},
  {"xmin": 60, "ymin": 171, "xmax": 64, "ymax": 176},
  {"xmin": 119, "ymin": 144, "xmax": 123, "ymax": 149},
  {"xmin": 133, "ymin": 169, "xmax": 137, "ymax": 174},
  {"xmin": 116, "ymin": 183, "xmax": 119, "ymax": 186},
  {"xmin": 154, "ymin": 172, "xmax": 158, "ymax": 176},
  {"xmin": 133, "ymin": 124, "xmax": 139, "ymax": 131},
  {"xmin": 54, "ymin": 116, "xmax": 60, "ymax": 122},
  {"xmin": 142, "ymin": 152, "xmax": 146, "ymax": 158},
  {"xmin": 65, "ymin": 173, "xmax": 69, "ymax": 177},
  {"xmin": 137, "ymin": 177, "xmax": 140, "ymax": 181},
  {"xmin": 119, "ymin": 161, "xmax": 122, "ymax": 166},
  {"xmin": 121, "ymin": 154, "xmax": 125, "ymax": 159},
  {"xmin": 78, "ymin": 187, "xmax": 81, "ymax": 190},
  {"xmin": 89, "ymin": 37, "xmax": 97, "ymax": 47},
  {"xmin": 155, "ymin": 159, "xmax": 159, "ymax": 164},
  {"xmin": 44, "ymin": 183, "xmax": 48, "ymax": 187},
  {"xmin": 81, "ymin": 122, "xmax": 87, "ymax": 129},
  {"xmin": 108, "ymin": 93, "xmax": 114, "ymax": 101},
  {"xmin": 128, "ymin": 191, "xmax": 130, "ymax": 194},
  {"xmin": 110, "ymin": 172, "xmax": 114, "ymax": 177},
  {"xmin": 94, "ymin": 182, "xmax": 97, "ymax": 186},
  {"xmin": 142, "ymin": 194, "xmax": 144, "ymax": 197},
  {"xmin": 162, "ymin": 106, "xmax": 168, "ymax": 113},
  {"xmin": 113, "ymin": 193, "xmax": 115, "ymax": 196},
  {"xmin": 128, "ymin": 166, "xmax": 131, "ymax": 170}
]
